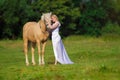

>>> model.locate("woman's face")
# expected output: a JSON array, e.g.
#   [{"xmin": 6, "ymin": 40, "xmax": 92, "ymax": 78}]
[{"xmin": 51, "ymin": 16, "xmax": 56, "ymax": 23}]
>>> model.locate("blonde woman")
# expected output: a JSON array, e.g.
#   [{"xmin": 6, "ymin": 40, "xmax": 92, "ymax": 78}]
[{"xmin": 47, "ymin": 14, "xmax": 73, "ymax": 64}]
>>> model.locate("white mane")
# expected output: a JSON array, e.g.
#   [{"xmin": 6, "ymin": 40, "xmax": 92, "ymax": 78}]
[
  {"xmin": 41, "ymin": 12, "xmax": 52, "ymax": 21},
  {"xmin": 41, "ymin": 14, "xmax": 44, "ymax": 21}
]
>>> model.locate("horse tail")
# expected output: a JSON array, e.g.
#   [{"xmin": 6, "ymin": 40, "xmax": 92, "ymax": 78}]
[
  {"xmin": 27, "ymin": 41, "xmax": 36, "ymax": 51},
  {"xmin": 27, "ymin": 40, "xmax": 31, "ymax": 51},
  {"xmin": 22, "ymin": 40, "xmax": 31, "ymax": 53}
]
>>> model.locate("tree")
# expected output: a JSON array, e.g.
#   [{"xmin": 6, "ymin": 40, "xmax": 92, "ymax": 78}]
[
  {"xmin": 1, "ymin": 0, "xmax": 119, "ymax": 39},
  {"xmin": 0, "ymin": 0, "xmax": 35, "ymax": 39},
  {"xmin": 105, "ymin": 0, "xmax": 120, "ymax": 24},
  {"xmin": 79, "ymin": 0, "xmax": 108, "ymax": 37},
  {"xmin": 32, "ymin": 0, "xmax": 80, "ymax": 37}
]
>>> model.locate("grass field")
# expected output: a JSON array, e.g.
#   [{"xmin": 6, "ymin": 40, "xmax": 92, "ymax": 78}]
[{"xmin": 0, "ymin": 35, "xmax": 120, "ymax": 80}]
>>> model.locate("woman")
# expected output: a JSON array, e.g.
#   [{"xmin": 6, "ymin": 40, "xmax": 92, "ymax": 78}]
[{"xmin": 47, "ymin": 14, "xmax": 73, "ymax": 64}]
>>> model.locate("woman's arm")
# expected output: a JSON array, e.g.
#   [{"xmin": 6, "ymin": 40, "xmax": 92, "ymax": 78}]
[{"xmin": 48, "ymin": 22, "xmax": 59, "ymax": 30}]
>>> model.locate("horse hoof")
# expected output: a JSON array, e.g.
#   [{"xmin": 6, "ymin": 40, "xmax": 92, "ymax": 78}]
[
  {"xmin": 54, "ymin": 63, "xmax": 57, "ymax": 65},
  {"xmin": 26, "ymin": 63, "xmax": 29, "ymax": 66},
  {"xmin": 39, "ymin": 63, "xmax": 44, "ymax": 66},
  {"xmin": 42, "ymin": 62, "xmax": 45, "ymax": 65},
  {"xmin": 32, "ymin": 63, "xmax": 36, "ymax": 66}
]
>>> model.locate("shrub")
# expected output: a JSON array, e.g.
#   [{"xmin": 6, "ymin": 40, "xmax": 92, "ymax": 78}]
[{"xmin": 102, "ymin": 21, "xmax": 120, "ymax": 35}]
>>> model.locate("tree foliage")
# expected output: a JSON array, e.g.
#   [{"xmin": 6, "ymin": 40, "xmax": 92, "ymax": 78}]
[
  {"xmin": 0, "ymin": 0, "xmax": 119, "ymax": 39},
  {"xmin": 0, "ymin": 0, "xmax": 35, "ymax": 39},
  {"xmin": 79, "ymin": 0, "xmax": 108, "ymax": 36}
]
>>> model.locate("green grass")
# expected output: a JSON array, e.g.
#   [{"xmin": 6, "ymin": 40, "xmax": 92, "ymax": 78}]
[{"xmin": 0, "ymin": 35, "xmax": 120, "ymax": 80}]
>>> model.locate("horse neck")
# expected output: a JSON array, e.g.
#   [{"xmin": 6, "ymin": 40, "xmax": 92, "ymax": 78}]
[{"xmin": 39, "ymin": 20, "xmax": 46, "ymax": 32}]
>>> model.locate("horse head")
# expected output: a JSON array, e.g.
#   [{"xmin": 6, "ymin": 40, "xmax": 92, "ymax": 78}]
[{"xmin": 41, "ymin": 12, "xmax": 52, "ymax": 26}]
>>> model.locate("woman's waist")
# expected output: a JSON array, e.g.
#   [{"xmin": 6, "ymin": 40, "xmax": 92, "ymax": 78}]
[
  {"xmin": 52, "ymin": 31, "xmax": 60, "ymax": 36},
  {"xmin": 52, "ymin": 31, "xmax": 59, "ymax": 34}
]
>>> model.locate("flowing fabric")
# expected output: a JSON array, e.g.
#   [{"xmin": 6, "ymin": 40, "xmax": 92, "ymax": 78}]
[{"xmin": 51, "ymin": 21, "xmax": 73, "ymax": 64}]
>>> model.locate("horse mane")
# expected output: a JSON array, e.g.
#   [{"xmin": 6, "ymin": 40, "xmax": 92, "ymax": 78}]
[
  {"xmin": 41, "ymin": 12, "xmax": 52, "ymax": 22},
  {"xmin": 38, "ymin": 20, "xmax": 46, "ymax": 32},
  {"xmin": 41, "ymin": 14, "xmax": 44, "ymax": 21},
  {"xmin": 39, "ymin": 13, "xmax": 52, "ymax": 32}
]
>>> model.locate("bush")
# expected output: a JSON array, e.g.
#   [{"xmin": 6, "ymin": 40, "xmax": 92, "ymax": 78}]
[
  {"xmin": 102, "ymin": 21, "xmax": 120, "ymax": 35},
  {"xmin": 79, "ymin": 0, "xmax": 107, "ymax": 37}
]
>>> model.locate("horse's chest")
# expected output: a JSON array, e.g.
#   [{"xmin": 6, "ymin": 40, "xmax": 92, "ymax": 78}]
[{"xmin": 41, "ymin": 36, "xmax": 47, "ymax": 42}]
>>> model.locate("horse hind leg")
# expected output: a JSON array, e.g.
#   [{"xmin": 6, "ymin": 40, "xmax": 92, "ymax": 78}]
[
  {"xmin": 31, "ymin": 42, "xmax": 36, "ymax": 65},
  {"xmin": 24, "ymin": 39, "xmax": 29, "ymax": 66}
]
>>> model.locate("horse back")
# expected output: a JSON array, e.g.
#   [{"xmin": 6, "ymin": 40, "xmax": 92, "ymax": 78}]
[{"xmin": 23, "ymin": 22, "xmax": 41, "ymax": 42}]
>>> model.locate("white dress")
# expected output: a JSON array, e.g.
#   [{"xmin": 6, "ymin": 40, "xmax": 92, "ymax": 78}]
[{"xmin": 51, "ymin": 21, "xmax": 73, "ymax": 64}]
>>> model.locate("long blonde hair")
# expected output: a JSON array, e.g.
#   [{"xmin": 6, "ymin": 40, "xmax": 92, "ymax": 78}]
[{"xmin": 51, "ymin": 14, "xmax": 59, "ymax": 21}]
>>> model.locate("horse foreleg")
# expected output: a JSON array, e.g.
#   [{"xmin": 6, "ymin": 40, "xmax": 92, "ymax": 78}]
[
  {"xmin": 37, "ymin": 41, "xmax": 41, "ymax": 65},
  {"xmin": 24, "ymin": 40, "xmax": 29, "ymax": 66},
  {"xmin": 41, "ymin": 42, "xmax": 46, "ymax": 65},
  {"xmin": 31, "ymin": 43, "xmax": 36, "ymax": 65}
]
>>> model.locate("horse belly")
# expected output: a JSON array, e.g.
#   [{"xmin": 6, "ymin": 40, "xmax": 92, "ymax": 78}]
[{"xmin": 28, "ymin": 36, "xmax": 36, "ymax": 42}]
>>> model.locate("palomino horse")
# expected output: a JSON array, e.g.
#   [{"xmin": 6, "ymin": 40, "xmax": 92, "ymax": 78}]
[{"xmin": 23, "ymin": 12, "xmax": 51, "ymax": 66}]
